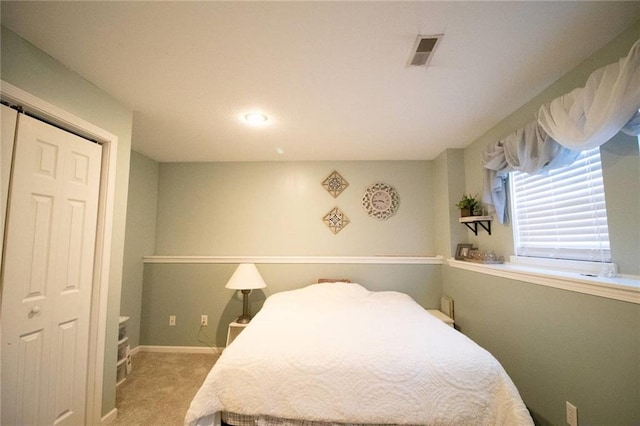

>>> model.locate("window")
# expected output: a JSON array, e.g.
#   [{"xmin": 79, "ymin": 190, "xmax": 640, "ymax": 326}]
[{"xmin": 510, "ymin": 147, "xmax": 610, "ymax": 262}]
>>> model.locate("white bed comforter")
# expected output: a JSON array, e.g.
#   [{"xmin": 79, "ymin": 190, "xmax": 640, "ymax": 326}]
[{"xmin": 186, "ymin": 283, "xmax": 533, "ymax": 425}]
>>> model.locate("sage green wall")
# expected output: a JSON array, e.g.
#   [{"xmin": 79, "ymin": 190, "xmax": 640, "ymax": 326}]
[
  {"xmin": 141, "ymin": 160, "xmax": 443, "ymax": 347},
  {"xmin": 443, "ymin": 266, "xmax": 639, "ymax": 425},
  {"xmin": 600, "ymin": 132, "xmax": 640, "ymax": 276},
  {"xmin": 142, "ymin": 263, "xmax": 441, "ymax": 348},
  {"xmin": 155, "ymin": 161, "xmax": 434, "ymax": 256},
  {"xmin": 443, "ymin": 20, "xmax": 640, "ymax": 425},
  {"xmin": 120, "ymin": 151, "xmax": 159, "ymax": 349},
  {"xmin": 1, "ymin": 27, "xmax": 133, "ymax": 418},
  {"xmin": 433, "ymin": 149, "xmax": 467, "ymax": 258}
]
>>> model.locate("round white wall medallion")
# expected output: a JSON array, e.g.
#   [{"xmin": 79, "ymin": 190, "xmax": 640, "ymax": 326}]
[{"xmin": 361, "ymin": 182, "xmax": 400, "ymax": 220}]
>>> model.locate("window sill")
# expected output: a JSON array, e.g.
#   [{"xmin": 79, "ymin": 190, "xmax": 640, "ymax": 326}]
[{"xmin": 447, "ymin": 258, "xmax": 640, "ymax": 304}]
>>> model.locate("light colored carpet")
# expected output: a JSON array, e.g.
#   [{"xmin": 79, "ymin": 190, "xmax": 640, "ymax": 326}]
[{"xmin": 113, "ymin": 351, "xmax": 219, "ymax": 426}]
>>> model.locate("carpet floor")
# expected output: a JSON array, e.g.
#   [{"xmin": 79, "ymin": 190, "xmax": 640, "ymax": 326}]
[{"xmin": 113, "ymin": 351, "xmax": 219, "ymax": 426}]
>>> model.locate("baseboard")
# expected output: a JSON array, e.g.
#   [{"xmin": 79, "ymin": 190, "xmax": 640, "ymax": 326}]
[
  {"xmin": 129, "ymin": 345, "xmax": 140, "ymax": 356},
  {"xmin": 137, "ymin": 345, "xmax": 223, "ymax": 355},
  {"xmin": 101, "ymin": 408, "xmax": 117, "ymax": 424}
]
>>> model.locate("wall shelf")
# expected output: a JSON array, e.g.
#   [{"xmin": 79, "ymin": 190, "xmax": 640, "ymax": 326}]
[{"xmin": 459, "ymin": 215, "xmax": 492, "ymax": 235}]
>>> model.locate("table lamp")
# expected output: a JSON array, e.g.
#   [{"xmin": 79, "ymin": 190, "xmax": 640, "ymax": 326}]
[{"xmin": 225, "ymin": 263, "xmax": 267, "ymax": 324}]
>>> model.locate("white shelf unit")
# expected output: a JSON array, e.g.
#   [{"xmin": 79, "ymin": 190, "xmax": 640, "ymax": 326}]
[
  {"xmin": 427, "ymin": 310, "xmax": 455, "ymax": 327},
  {"xmin": 226, "ymin": 321, "xmax": 248, "ymax": 347},
  {"xmin": 116, "ymin": 316, "xmax": 131, "ymax": 386}
]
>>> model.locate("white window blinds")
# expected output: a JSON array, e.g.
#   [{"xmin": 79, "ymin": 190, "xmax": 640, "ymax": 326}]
[{"xmin": 510, "ymin": 147, "xmax": 610, "ymax": 262}]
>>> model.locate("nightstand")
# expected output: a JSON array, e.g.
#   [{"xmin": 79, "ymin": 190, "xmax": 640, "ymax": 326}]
[
  {"xmin": 427, "ymin": 310, "xmax": 455, "ymax": 327},
  {"xmin": 226, "ymin": 321, "xmax": 248, "ymax": 346}
]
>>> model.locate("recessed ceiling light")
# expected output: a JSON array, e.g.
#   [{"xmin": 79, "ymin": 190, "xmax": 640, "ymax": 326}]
[{"xmin": 244, "ymin": 112, "xmax": 268, "ymax": 125}]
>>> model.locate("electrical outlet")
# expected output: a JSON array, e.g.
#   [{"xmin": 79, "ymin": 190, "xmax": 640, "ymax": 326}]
[
  {"xmin": 200, "ymin": 315, "xmax": 208, "ymax": 326},
  {"xmin": 566, "ymin": 401, "xmax": 578, "ymax": 426},
  {"xmin": 169, "ymin": 315, "xmax": 176, "ymax": 326}
]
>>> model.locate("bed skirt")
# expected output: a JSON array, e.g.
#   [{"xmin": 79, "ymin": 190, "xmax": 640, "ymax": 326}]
[
  {"xmin": 193, "ymin": 412, "xmax": 403, "ymax": 426},
  {"xmin": 223, "ymin": 412, "xmax": 398, "ymax": 426}
]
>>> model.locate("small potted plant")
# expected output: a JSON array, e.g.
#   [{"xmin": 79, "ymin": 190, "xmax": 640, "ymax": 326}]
[{"xmin": 456, "ymin": 193, "xmax": 481, "ymax": 217}]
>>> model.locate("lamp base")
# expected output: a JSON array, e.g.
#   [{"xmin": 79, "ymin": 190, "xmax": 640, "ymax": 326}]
[
  {"xmin": 235, "ymin": 289, "xmax": 253, "ymax": 324},
  {"xmin": 235, "ymin": 315, "xmax": 251, "ymax": 324}
]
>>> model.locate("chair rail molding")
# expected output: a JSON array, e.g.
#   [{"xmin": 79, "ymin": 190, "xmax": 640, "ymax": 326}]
[{"xmin": 143, "ymin": 255, "xmax": 443, "ymax": 265}]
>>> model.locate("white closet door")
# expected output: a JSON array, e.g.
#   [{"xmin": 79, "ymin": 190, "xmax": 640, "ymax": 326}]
[
  {"xmin": 1, "ymin": 103, "xmax": 19, "ymax": 425},
  {"xmin": 1, "ymin": 113, "xmax": 102, "ymax": 425},
  {"xmin": 1, "ymin": 104, "xmax": 18, "ymax": 268}
]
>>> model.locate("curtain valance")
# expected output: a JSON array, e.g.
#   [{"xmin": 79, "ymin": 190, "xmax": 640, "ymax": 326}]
[
  {"xmin": 482, "ymin": 122, "xmax": 579, "ymax": 223},
  {"xmin": 482, "ymin": 38, "xmax": 640, "ymax": 223},
  {"xmin": 538, "ymin": 38, "xmax": 640, "ymax": 149}
]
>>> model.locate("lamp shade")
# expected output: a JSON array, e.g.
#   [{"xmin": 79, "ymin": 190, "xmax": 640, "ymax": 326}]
[{"xmin": 225, "ymin": 263, "xmax": 267, "ymax": 290}]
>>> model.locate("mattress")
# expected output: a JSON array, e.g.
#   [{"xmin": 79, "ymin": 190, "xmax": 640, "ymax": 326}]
[{"xmin": 185, "ymin": 283, "xmax": 533, "ymax": 425}]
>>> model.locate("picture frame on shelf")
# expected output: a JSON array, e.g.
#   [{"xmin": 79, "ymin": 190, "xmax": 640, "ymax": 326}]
[
  {"xmin": 455, "ymin": 244, "xmax": 473, "ymax": 260},
  {"xmin": 468, "ymin": 248, "xmax": 479, "ymax": 260}
]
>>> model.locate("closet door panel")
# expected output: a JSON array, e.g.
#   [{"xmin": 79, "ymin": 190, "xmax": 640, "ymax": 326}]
[
  {"xmin": 0, "ymin": 104, "xmax": 18, "ymax": 266},
  {"xmin": 1, "ymin": 113, "xmax": 102, "ymax": 426}
]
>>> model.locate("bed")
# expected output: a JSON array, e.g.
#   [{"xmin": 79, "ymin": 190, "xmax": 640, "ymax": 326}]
[{"xmin": 185, "ymin": 282, "xmax": 533, "ymax": 425}]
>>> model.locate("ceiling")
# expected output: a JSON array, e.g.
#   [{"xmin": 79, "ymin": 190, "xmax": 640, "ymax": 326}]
[{"xmin": 2, "ymin": 2, "xmax": 640, "ymax": 162}]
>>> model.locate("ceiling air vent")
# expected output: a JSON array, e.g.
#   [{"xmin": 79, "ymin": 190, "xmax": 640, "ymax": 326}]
[{"xmin": 408, "ymin": 34, "xmax": 442, "ymax": 67}]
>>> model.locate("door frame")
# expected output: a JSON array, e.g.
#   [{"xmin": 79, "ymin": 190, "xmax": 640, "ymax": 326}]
[{"xmin": 1, "ymin": 80, "xmax": 118, "ymax": 425}]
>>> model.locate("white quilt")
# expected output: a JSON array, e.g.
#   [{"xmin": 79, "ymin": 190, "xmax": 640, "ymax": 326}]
[{"xmin": 185, "ymin": 283, "xmax": 533, "ymax": 425}]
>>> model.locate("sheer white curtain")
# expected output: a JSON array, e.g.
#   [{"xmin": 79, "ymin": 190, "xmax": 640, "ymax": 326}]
[
  {"xmin": 482, "ymin": 122, "xmax": 579, "ymax": 223},
  {"xmin": 622, "ymin": 110, "xmax": 640, "ymax": 135},
  {"xmin": 538, "ymin": 38, "xmax": 640, "ymax": 149},
  {"xmin": 483, "ymin": 38, "xmax": 640, "ymax": 223}
]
